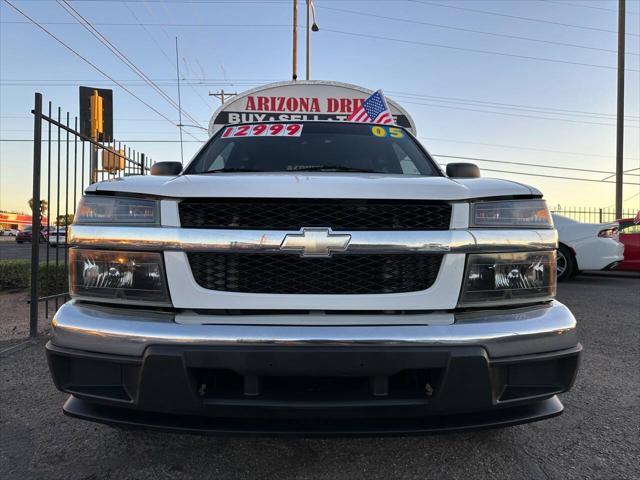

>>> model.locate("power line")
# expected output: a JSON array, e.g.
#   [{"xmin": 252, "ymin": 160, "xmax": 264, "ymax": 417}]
[
  {"xmin": 9, "ymin": 10, "xmax": 636, "ymax": 55},
  {"xmin": 322, "ymin": 28, "xmax": 640, "ymax": 72},
  {"xmin": 389, "ymin": 90, "xmax": 639, "ymax": 122},
  {"xmin": 0, "ymin": 139, "xmax": 207, "ymax": 142},
  {"xmin": 56, "ymin": 0, "xmax": 203, "ymax": 127},
  {"xmin": 398, "ymin": 98, "xmax": 639, "ymax": 128},
  {"xmin": 11, "ymin": 0, "xmax": 400, "ymax": 3},
  {"xmin": 543, "ymin": 0, "xmax": 640, "ymax": 16},
  {"xmin": 601, "ymin": 167, "xmax": 640, "ymax": 181},
  {"xmin": 56, "ymin": 0, "xmax": 204, "ymax": 129},
  {"xmin": 121, "ymin": 1, "xmax": 212, "ymax": 108},
  {"xmin": 602, "ymin": 191, "xmax": 640, "ymax": 211},
  {"xmin": 1, "ymin": 0, "xmax": 204, "ymax": 142},
  {"xmin": 4, "ymin": 80, "xmax": 638, "ymax": 125},
  {"xmin": 415, "ymin": 1, "xmax": 640, "ymax": 37},
  {"xmin": 2, "ymin": 77, "xmax": 638, "ymax": 122},
  {"xmin": 3, "ymin": 131, "xmax": 637, "ymax": 185},
  {"xmin": 319, "ymin": 5, "xmax": 640, "ymax": 56},
  {"xmin": 0, "ymin": 80, "xmax": 269, "ymax": 87},
  {"xmin": 3, "ymin": 113, "xmax": 638, "ymax": 162},
  {"xmin": 391, "ymin": 95, "xmax": 639, "ymax": 124},
  {"xmin": 0, "ymin": 77, "xmax": 277, "ymax": 82},
  {"xmin": 4, "ymin": 81, "xmax": 635, "ymax": 126},
  {"xmin": 2, "ymin": 116, "xmax": 639, "ymax": 162},
  {"xmin": 435, "ymin": 162, "xmax": 640, "ymax": 186},
  {"xmin": 4, "ymin": 129, "xmax": 638, "ymax": 177},
  {"xmin": 418, "ymin": 136, "xmax": 639, "ymax": 161},
  {"xmin": 5, "ymin": 16, "xmax": 635, "ymax": 70},
  {"xmin": 0, "ymin": 20, "xmax": 293, "ymax": 27},
  {"xmin": 121, "ymin": 2, "xmax": 174, "ymax": 65},
  {"xmin": 432, "ymin": 154, "xmax": 640, "ymax": 176}
]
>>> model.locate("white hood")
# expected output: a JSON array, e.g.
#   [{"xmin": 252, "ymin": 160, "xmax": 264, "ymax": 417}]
[{"xmin": 87, "ymin": 172, "xmax": 541, "ymax": 201}]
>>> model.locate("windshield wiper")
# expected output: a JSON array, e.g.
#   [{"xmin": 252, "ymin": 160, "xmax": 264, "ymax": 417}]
[
  {"xmin": 290, "ymin": 165, "xmax": 379, "ymax": 173},
  {"xmin": 204, "ymin": 168, "xmax": 265, "ymax": 173}
]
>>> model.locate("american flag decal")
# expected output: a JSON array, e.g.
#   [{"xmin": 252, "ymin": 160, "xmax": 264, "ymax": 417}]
[{"xmin": 347, "ymin": 90, "xmax": 394, "ymax": 125}]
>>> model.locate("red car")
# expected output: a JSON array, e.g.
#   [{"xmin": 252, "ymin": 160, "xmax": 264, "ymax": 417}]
[
  {"xmin": 15, "ymin": 225, "xmax": 47, "ymax": 244},
  {"xmin": 617, "ymin": 217, "xmax": 640, "ymax": 271}
]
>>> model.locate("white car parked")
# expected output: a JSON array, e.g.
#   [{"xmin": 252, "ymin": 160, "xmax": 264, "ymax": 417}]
[
  {"xmin": 552, "ymin": 214, "xmax": 624, "ymax": 281},
  {"xmin": 47, "ymin": 229, "xmax": 67, "ymax": 247}
]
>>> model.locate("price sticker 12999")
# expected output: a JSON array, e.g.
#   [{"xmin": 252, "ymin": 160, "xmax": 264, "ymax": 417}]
[{"xmin": 221, "ymin": 123, "xmax": 303, "ymax": 138}]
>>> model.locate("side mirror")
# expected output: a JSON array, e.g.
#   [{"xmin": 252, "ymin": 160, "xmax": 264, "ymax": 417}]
[
  {"xmin": 151, "ymin": 161, "xmax": 182, "ymax": 176},
  {"xmin": 446, "ymin": 162, "xmax": 480, "ymax": 178}
]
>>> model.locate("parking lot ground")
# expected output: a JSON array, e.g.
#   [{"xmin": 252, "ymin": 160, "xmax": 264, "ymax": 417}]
[
  {"xmin": 1, "ymin": 275, "xmax": 638, "ymax": 480},
  {"xmin": 0, "ymin": 238, "xmax": 61, "ymax": 261}
]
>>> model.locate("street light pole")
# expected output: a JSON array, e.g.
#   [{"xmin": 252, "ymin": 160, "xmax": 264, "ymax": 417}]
[
  {"xmin": 306, "ymin": 0, "xmax": 310, "ymax": 80},
  {"xmin": 292, "ymin": 0, "xmax": 298, "ymax": 81},
  {"xmin": 615, "ymin": 0, "xmax": 625, "ymax": 219},
  {"xmin": 305, "ymin": 1, "xmax": 319, "ymax": 81}
]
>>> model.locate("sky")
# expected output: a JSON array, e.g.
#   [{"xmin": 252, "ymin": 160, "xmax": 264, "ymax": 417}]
[{"xmin": 1, "ymin": 0, "xmax": 639, "ymax": 216}]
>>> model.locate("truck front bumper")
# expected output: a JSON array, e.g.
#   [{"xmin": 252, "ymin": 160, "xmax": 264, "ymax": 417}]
[{"xmin": 46, "ymin": 301, "xmax": 581, "ymax": 436}]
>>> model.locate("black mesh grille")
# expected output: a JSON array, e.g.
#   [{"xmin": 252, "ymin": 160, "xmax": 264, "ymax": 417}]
[
  {"xmin": 187, "ymin": 253, "xmax": 443, "ymax": 295},
  {"xmin": 179, "ymin": 199, "xmax": 451, "ymax": 230}
]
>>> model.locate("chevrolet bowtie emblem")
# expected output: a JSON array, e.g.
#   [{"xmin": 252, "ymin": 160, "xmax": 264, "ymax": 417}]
[{"xmin": 280, "ymin": 228, "xmax": 351, "ymax": 257}]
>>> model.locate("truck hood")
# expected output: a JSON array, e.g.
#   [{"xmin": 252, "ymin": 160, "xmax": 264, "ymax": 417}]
[{"xmin": 87, "ymin": 172, "xmax": 541, "ymax": 201}]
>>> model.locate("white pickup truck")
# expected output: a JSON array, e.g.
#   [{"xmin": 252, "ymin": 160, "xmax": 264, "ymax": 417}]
[{"xmin": 47, "ymin": 121, "xmax": 580, "ymax": 435}]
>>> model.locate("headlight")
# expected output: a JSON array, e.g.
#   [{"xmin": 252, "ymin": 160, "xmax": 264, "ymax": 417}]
[
  {"xmin": 74, "ymin": 196, "xmax": 158, "ymax": 225},
  {"xmin": 459, "ymin": 251, "xmax": 556, "ymax": 307},
  {"xmin": 70, "ymin": 249, "xmax": 170, "ymax": 305},
  {"xmin": 598, "ymin": 226, "xmax": 618, "ymax": 238},
  {"xmin": 471, "ymin": 200, "xmax": 552, "ymax": 228}
]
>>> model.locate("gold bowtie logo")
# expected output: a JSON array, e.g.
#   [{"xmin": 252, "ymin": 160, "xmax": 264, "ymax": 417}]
[{"xmin": 280, "ymin": 228, "xmax": 351, "ymax": 257}]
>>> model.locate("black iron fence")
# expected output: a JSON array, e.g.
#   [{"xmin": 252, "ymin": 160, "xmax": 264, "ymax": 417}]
[
  {"xmin": 28, "ymin": 92, "xmax": 154, "ymax": 337},
  {"xmin": 550, "ymin": 206, "xmax": 638, "ymax": 224}
]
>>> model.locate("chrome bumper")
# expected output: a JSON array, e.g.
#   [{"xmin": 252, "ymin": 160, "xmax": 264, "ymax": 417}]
[
  {"xmin": 68, "ymin": 225, "xmax": 557, "ymax": 254},
  {"xmin": 50, "ymin": 301, "xmax": 578, "ymax": 358}
]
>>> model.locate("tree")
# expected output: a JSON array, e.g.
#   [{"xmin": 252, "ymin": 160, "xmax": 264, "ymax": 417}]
[
  {"xmin": 28, "ymin": 198, "xmax": 48, "ymax": 216},
  {"xmin": 56, "ymin": 214, "xmax": 74, "ymax": 227}
]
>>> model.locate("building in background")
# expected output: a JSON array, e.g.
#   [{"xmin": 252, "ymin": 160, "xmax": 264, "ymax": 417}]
[{"xmin": 0, "ymin": 211, "xmax": 48, "ymax": 231}]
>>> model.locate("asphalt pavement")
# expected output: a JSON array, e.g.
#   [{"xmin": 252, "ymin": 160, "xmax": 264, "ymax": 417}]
[
  {"xmin": 0, "ymin": 275, "xmax": 638, "ymax": 480},
  {"xmin": 0, "ymin": 237, "xmax": 63, "ymax": 261}
]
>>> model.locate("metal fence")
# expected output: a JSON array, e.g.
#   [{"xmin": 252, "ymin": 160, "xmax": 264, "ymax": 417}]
[
  {"xmin": 550, "ymin": 206, "xmax": 638, "ymax": 224},
  {"xmin": 28, "ymin": 92, "xmax": 154, "ymax": 337}
]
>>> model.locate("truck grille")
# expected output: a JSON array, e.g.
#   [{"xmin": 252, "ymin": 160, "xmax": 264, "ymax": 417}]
[
  {"xmin": 179, "ymin": 199, "xmax": 451, "ymax": 230},
  {"xmin": 187, "ymin": 253, "xmax": 443, "ymax": 294}
]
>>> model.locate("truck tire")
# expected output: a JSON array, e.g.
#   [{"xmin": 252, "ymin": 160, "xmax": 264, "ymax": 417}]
[{"xmin": 557, "ymin": 245, "xmax": 576, "ymax": 281}]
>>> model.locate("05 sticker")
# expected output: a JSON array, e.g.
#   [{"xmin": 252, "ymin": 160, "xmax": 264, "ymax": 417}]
[
  {"xmin": 371, "ymin": 125, "xmax": 404, "ymax": 138},
  {"xmin": 221, "ymin": 124, "xmax": 303, "ymax": 138}
]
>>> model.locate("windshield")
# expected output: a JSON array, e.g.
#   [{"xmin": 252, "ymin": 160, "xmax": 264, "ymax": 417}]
[{"xmin": 185, "ymin": 122, "xmax": 441, "ymax": 176}]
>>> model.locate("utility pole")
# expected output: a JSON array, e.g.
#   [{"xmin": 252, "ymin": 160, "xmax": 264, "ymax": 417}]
[
  {"xmin": 292, "ymin": 0, "xmax": 298, "ymax": 80},
  {"xmin": 615, "ymin": 0, "xmax": 625, "ymax": 219},
  {"xmin": 209, "ymin": 90, "xmax": 237, "ymax": 104}
]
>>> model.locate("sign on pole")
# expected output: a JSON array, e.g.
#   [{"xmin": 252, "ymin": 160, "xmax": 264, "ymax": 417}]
[{"xmin": 208, "ymin": 80, "xmax": 417, "ymax": 137}]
